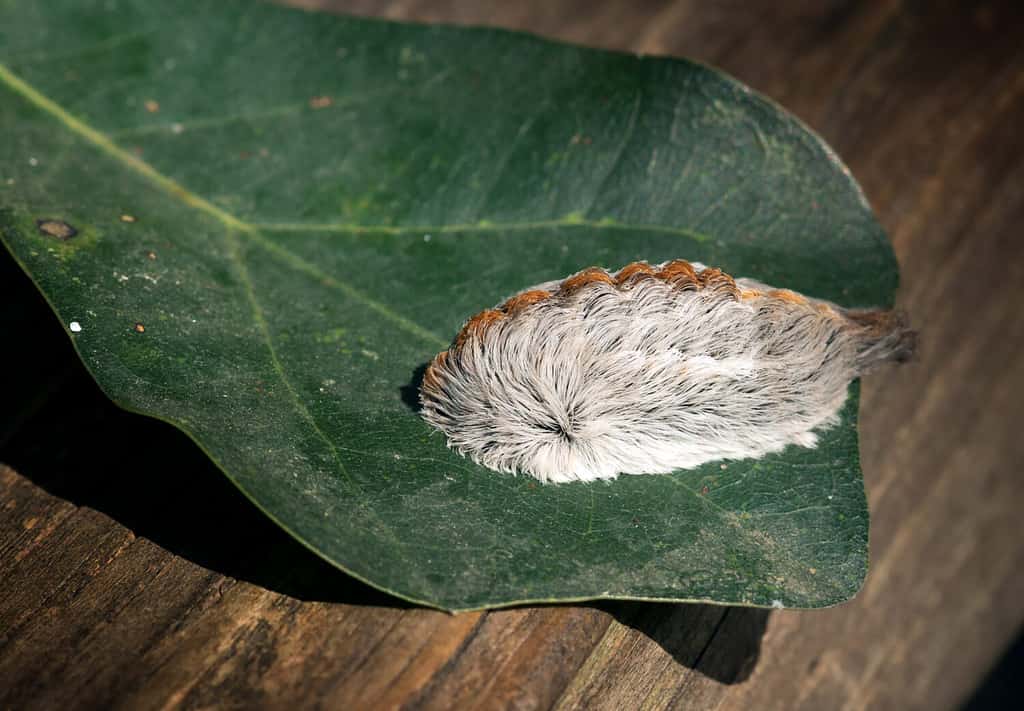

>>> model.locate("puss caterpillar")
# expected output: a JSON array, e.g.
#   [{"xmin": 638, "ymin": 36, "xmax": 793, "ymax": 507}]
[{"xmin": 420, "ymin": 260, "xmax": 913, "ymax": 483}]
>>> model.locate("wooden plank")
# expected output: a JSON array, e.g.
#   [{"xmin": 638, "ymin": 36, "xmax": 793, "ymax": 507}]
[{"xmin": 2, "ymin": 1, "xmax": 1023, "ymax": 709}]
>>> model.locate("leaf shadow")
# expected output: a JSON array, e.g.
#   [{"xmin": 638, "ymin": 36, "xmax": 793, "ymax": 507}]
[
  {"xmin": 4, "ymin": 369, "xmax": 409, "ymax": 609},
  {"xmin": 1, "ymin": 252, "xmax": 768, "ymax": 684},
  {"xmin": 598, "ymin": 601, "xmax": 771, "ymax": 684}
]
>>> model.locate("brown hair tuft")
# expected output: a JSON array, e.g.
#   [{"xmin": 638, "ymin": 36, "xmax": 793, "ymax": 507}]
[
  {"xmin": 500, "ymin": 289, "xmax": 551, "ymax": 316},
  {"xmin": 560, "ymin": 268, "xmax": 616, "ymax": 295}
]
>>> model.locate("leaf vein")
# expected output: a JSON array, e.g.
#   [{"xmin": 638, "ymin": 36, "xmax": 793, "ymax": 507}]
[
  {"xmin": 0, "ymin": 61, "xmax": 446, "ymax": 348},
  {"xmin": 224, "ymin": 228, "xmax": 418, "ymax": 563},
  {"xmin": 583, "ymin": 89, "xmax": 643, "ymax": 215},
  {"xmin": 109, "ymin": 87, "xmax": 401, "ymax": 138},
  {"xmin": 253, "ymin": 218, "xmax": 711, "ymax": 243}
]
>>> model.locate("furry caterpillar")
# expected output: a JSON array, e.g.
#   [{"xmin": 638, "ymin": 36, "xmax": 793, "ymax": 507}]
[{"xmin": 419, "ymin": 260, "xmax": 914, "ymax": 483}]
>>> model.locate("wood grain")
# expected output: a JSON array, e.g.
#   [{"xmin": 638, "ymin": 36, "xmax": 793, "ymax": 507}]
[{"xmin": 3, "ymin": 1, "xmax": 1023, "ymax": 708}]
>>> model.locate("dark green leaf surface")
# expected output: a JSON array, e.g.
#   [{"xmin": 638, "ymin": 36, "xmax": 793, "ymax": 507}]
[{"xmin": 0, "ymin": 0, "xmax": 895, "ymax": 611}]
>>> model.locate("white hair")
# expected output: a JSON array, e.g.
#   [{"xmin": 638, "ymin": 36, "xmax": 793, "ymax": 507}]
[{"xmin": 420, "ymin": 260, "xmax": 913, "ymax": 483}]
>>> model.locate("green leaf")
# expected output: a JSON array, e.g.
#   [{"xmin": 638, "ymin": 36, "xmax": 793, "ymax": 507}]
[{"xmin": 0, "ymin": 0, "xmax": 894, "ymax": 611}]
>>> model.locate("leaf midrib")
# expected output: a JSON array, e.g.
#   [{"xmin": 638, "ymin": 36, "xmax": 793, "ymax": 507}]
[{"xmin": 0, "ymin": 61, "xmax": 448, "ymax": 347}]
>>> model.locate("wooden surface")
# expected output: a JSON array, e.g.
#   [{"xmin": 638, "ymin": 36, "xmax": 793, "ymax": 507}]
[{"xmin": 3, "ymin": 0, "xmax": 1024, "ymax": 708}]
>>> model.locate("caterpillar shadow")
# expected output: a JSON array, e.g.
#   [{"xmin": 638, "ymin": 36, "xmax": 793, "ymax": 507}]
[{"xmin": 399, "ymin": 361, "xmax": 429, "ymax": 413}]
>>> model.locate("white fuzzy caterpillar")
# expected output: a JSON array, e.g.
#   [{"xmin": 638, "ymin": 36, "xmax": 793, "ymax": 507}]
[{"xmin": 420, "ymin": 260, "xmax": 914, "ymax": 483}]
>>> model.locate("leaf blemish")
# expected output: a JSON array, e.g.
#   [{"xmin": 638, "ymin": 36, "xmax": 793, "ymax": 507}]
[
  {"xmin": 36, "ymin": 218, "xmax": 77, "ymax": 241},
  {"xmin": 133, "ymin": 322, "xmax": 146, "ymax": 333},
  {"xmin": 120, "ymin": 214, "xmax": 137, "ymax": 223}
]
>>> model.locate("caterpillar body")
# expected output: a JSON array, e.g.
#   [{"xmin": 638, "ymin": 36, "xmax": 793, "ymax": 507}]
[{"xmin": 419, "ymin": 260, "xmax": 913, "ymax": 483}]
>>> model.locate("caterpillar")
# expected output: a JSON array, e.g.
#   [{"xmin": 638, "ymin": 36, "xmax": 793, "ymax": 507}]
[{"xmin": 419, "ymin": 260, "xmax": 914, "ymax": 483}]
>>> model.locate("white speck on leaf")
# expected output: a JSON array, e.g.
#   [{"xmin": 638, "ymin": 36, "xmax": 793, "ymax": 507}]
[
  {"xmin": 171, "ymin": 122, "xmax": 184, "ymax": 134},
  {"xmin": 423, "ymin": 234, "xmax": 432, "ymax": 242},
  {"xmin": 28, "ymin": 157, "xmax": 38, "ymax": 167},
  {"xmin": 361, "ymin": 349, "xmax": 379, "ymax": 360},
  {"xmin": 771, "ymin": 599, "xmax": 785, "ymax": 609},
  {"xmin": 69, "ymin": 321, "xmax": 82, "ymax": 333}
]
